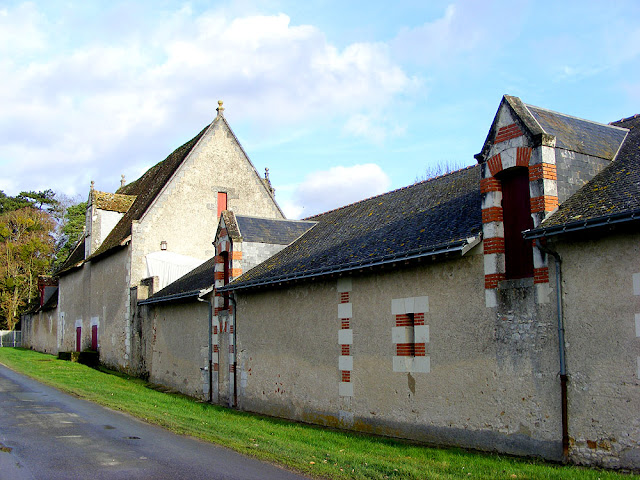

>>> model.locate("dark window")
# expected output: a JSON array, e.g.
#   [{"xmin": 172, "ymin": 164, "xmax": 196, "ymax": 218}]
[
  {"xmin": 217, "ymin": 192, "xmax": 227, "ymax": 217},
  {"xmin": 91, "ymin": 325, "xmax": 98, "ymax": 351},
  {"xmin": 500, "ymin": 168, "xmax": 534, "ymax": 279}
]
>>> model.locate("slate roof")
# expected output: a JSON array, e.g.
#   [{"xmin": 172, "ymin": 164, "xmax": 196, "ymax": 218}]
[
  {"xmin": 91, "ymin": 190, "xmax": 136, "ymax": 213},
  {"xmin": 55, "ymin": 236, "xmax": 87, "ymax": 275},
  {"xmin": 526, "ymin": 105, "xmax": 628, "ymax": 160},
  {"xmin": 236, "ymin": 216, "xmax": 316, "ymax": 244},
  {"xmin": 90, "ymin": 124, "xmax": 210, "ymax": 259},
  {"xmin": 525, "ymin": 114, "xmax": 640, "ymax": 238},
  {"xmin": 223, "ymin": 166, "xmax": 482, "ymax": 291},
  {"xmin": 140, "ymin": 256, "xmax": 217, "ymax": 305}
]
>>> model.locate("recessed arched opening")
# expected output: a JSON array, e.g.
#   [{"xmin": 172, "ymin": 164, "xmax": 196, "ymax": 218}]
[{"xmin": 497, "ymin": 167, "xmax": 534, "ymax": 279}]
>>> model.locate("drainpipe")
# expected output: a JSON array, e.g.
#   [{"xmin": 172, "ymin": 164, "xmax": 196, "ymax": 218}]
[
  {"xmin": 228, "ymin": 294, "xmax": 237, "ymax": 408},
  {"xmin": 536, "ymin": 239, "xmax": 569, "ymax": 461},
  {"xmin": 197, "ymin": 295, "xmax": 213, "ymax": 404}
]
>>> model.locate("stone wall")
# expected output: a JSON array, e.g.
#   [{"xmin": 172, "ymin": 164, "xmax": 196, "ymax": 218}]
[
  {"xmin": 146, "ymin": 301, "xmax": 210, "ymax": 399},
  {"xmin": 129, "ymin": 117, "xmax": 283, "ymax": 289},
  {"xmin": 234, "ymin": 245, "xmax": 564, "ymax": 461},
  {"xmin": 555, "ymin": 231, "xmax": 640, "ymax": 470}
]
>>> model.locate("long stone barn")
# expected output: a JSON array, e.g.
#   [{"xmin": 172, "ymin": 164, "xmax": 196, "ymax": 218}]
[{"xmin": 24, "ymin": 95, "xmax": 640, "ymax": 470}]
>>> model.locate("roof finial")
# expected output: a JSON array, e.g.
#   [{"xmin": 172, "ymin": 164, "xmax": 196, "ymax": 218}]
[
  {"xmin": 217, "ymin": 100, "xmax": 225, "ymax": 117},
  {"xmin": 90, "ymin": 180, "xmax": 95, "ymax": 191},
  {"xmin": 265, "ymin": 167, "xmax": 270, "ymax": 182},
  {"xmin": 120, "ymin": 174, "xmax": 126, "ymax": 188}
]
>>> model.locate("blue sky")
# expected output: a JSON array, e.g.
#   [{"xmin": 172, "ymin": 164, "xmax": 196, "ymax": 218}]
[{"xmin": 1, "ymin": 0, "xmax": 639, "ymax": 218}]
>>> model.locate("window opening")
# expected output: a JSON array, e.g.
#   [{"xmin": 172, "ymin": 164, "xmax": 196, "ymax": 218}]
[
  {"xmin": 217, "ymin": 192, "xmax": 227, "ymax": 217},
  {"xmin": 500, "ymin": 168, "xmax": 534, "ymax": 279}
]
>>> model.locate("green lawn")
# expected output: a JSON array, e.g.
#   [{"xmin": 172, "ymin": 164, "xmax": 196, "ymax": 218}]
[{"xmin": 0, "ymin": 348, "xmax": 635, "ymax": 480}]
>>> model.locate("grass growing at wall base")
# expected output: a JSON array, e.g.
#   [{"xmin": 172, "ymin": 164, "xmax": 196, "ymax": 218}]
[{"xmin": 0, "ymin": 348, "xmax": 635, "ymax": 480}]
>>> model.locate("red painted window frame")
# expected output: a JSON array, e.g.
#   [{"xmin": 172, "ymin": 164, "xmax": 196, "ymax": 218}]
[
  {"xmin": 217, "ymin": 192, "xmax": 227, "ymax": 217},
  {"xmin": 76, "ymin": 326, "xmax": 82, "ymax": 352},
  {"xmin": 91, "ymin": 324, "xmax": 98, "ymax": 351}
]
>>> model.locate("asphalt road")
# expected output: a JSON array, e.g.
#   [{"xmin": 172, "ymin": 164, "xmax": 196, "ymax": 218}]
[{"xmin": 0, "ymin": 364, "xmax": 310, "ymax": 480}]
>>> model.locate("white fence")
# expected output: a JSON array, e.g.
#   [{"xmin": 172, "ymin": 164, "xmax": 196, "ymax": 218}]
[{"xmin": 0, "ymin": 330, "xmax": 22, "ymax": 347}]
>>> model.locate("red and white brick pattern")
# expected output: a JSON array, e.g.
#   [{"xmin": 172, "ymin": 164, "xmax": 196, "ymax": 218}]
[
  {"xmin": 337, "ymin": 278, "xmax": 353, "ymax": 397},
  {"xmin": 391, "ymin": 296, "xmax": 430, "ymax": 373}
]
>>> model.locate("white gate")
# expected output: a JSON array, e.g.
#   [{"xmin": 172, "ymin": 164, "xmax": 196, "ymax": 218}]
[{"xmin": 0, "ymin": 330, "xmax": 22, "ymax": 347}]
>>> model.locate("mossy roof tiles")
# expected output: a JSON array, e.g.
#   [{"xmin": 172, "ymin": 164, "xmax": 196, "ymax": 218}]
[
  {"xmin": 526, "ymin": 105, "xmax": 628, "ymax": 160},
  {"xmin": 226, "ymin": 166, "xmax": 482, "ymax": 290},
  {"xmin": 236, "ymin": 216, "xmax": 317, "ymax": 245},
  {"xmin": 91, "ymin": 190, "xmax": 136, "ymax": 213},
  {"xmin": 529, "ymin": 114, "xmax": 640, "ymax": 235},
  {"xmin": 90, "ymin": 124, "xmax": 209, "ymax": 259}
]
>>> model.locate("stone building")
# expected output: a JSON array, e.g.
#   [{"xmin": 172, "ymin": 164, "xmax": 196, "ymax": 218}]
[
  {"xmin": 22, "ymin": 95, "xmax": 640, "ymax": 470},
  {"xmin": 216, "ymin": 96, "xmax": 639, "ymax": 469},
  {"xmin": 23, "ymin": 102, "xmax": 284, "ymax": 374}
]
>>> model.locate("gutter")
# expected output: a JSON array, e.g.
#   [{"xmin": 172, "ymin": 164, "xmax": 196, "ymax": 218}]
[
  {"xmin": 220, "ymin": 236, "xmax": 480, "ymax": 292},
  {"xmin": 524, "ymin": 208, "xmax": 640, "ymax": 240},
  {"xmin": 536, "ymin": 240, "xmax": 569, "ymax": 462},
  {"xmin": 138, "ymin": 286, "xmax": 213, "ymax": 305}
]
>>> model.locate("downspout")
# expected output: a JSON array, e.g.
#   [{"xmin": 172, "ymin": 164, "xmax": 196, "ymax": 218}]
[
  {"xmin": 536, "ymin": 239, "xmax": 569, "ymax": 461},
  {"xmin": 197, "ymin": 295, "xmax": 213, "ymax": 404},
  {"xmin": 228, "ymin": 294, "xmax": 237, "ymax": 408}
]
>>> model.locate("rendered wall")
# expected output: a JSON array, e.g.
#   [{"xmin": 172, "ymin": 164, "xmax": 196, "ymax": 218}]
[
  {"xmin": 88, "ymin": 247, "xmax": 131, "ymax": 370},
  {"xmin": 234, "ymin": 245, "xmax": 564, "ymax": 461},
  {"xmin": 129, "ymin": 117, "xmax": 283, "ymax": 289},
  {"xmin": 554, "ymin": 230, "xmax": 640, "ymax": 469},
  {"xmin": 58, "ymin": 265, "xmax": 91, "ymax": 353},
  {"xmin": 147, "ymin": 301, "xmax": 210, "ymax": 399},
  {"xmin": 22, "ymin": 308, "xmax": 58, "ymax": 355}
]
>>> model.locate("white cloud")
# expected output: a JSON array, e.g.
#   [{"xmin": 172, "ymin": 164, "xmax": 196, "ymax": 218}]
[
  {"xmin": 0, "ymin": 4, "xmax": 417, "ymax": 196},
  {"xmin": 288, "ymin": 164, "xmax": 391, "ymax": 218},
  {"xmin": 343, "ymin": 113, "xmax": 406, "ymax": 144}
]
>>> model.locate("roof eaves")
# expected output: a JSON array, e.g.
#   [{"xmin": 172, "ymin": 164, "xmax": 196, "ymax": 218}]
[
  {"xmin": 139, "ymin": 285, "xmax": 214, "ymax": 306},
  {"xmin": 523, "ymin": 208, "xmax": 640, "ymax": 240},
  {"xmin": 221, "ymin": 237, "xmax": 478, "ymax": 293}
]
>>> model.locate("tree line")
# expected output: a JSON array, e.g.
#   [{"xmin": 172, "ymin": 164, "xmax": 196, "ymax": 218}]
[{"xmin": 0, "ymin": 190, "xmax": 86, "ymax": 330}]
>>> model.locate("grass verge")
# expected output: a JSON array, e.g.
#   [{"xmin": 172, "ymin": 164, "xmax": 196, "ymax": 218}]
[{"xmin": 0, "ymin": 348, "xmax": 636, "ymax": 480}]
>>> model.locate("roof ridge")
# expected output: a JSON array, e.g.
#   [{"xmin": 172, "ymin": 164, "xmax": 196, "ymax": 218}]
[
  {"xmin": 303, "ymin": 164, "xmax": 477, "ymax": 221},
  {"xmin": 218, "ymin": 115, "xmax": 286, "ymax": 218},
  {"xmin": 610, "ymin": 113, "xmax": 640, "ymax": 125},
  {"xmin": 235, "ymin": 214, "xmax": 316, "ymax": 224}
]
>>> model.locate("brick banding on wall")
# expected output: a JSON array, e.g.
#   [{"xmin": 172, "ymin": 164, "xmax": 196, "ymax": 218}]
[
  {"xmin": 534, "ymin": 267, "xmax": 550, "ymax": 284},
  {"xmin": 516, "ymin": 147, "xmax": 533, "ymax": 166},
  {"xmin": 485, "ymin": 273, "xmax": 506, "ymax": 289},
  {"xmin": 340, "ymin": 292, "xmax": 350, "ymax": 303},
  {"xmin": 395, "ymin": 314, "xmax": 413, "ymax": 327},
  {"xmin": 341, "ymin": 318, "xmax": 350, "ymax": 329},
  {"xmin": 396, "ymin": 343, "xmax": 415, "ymax": 356},
  {"xmin": 530, "ymin": 195, "xmax": 559, "ymax": 213},
  {"xmin": 529, "ymin": 163, "xmax": 558, "ymax": 181},
  {"xmin": 414, "ymin": 343, "xmax": 426, "ymax": 356},
  {"xmin": 482, "ymin": 206, "xmax": 504, "ymax": 223},
  {"xmin": 484, "ymin": 237, "xmax": 506, "ymax": 254},
  {"xmin": 487, "ymin": 153, "xmax": 503, "ymax": 177},
  {"xmin": 494, "ymin": 123, "xmax": 523, "ymax": 144},
  {"xmin": 480, "ymin": 177, "xmax": 502, "ymax": 193},
  {"xmin": 341, "ymin": 370, "xmax": 351, "ymax": 382},
  {"xmin": 341, "ymin": 344, "xmax": 350, "ymax": 355},
  {"xmin": 414, "ymin": 313, "xmax": 425, "ymax": 326}
]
